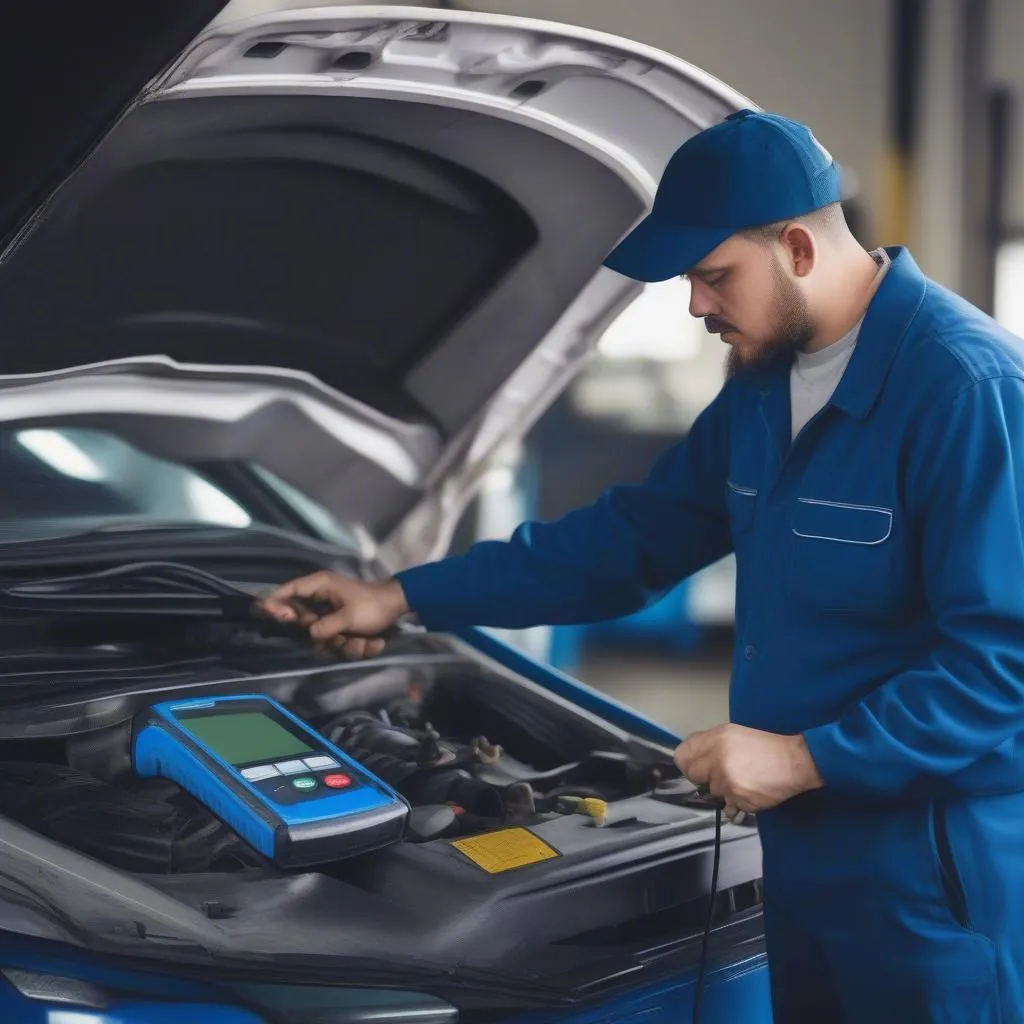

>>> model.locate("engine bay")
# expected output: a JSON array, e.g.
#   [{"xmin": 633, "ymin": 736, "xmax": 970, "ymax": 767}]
[
  {"xmin": 0, "ymin": 619, "xmax": 763, "ymax": 1001},
  {"xmin": 0, "ymin": 633, "xmax": 721, "ymax": 876}
]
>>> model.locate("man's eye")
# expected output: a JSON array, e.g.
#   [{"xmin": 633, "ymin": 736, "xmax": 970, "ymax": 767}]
[{"xmin": 706, "ymin": 274, "xmax": 726, "ymax": 288}]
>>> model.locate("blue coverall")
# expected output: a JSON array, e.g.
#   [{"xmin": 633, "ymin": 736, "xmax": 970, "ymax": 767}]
[{"xmin": 396, "ymin": 248, "xmax": 1024, "ymax": 1022}]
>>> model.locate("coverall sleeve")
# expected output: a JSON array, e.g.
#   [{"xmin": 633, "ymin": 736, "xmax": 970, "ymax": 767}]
[
  {"xmin": 804, "ymin": 374, "xmax": 1024, "ymax": 798},
  {"xmin": 394, "ymin": 388, "xmax": 734, "ymax": 631}
]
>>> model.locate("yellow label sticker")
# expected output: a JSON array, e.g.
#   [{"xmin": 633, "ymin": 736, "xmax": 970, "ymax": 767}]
[{"xmin": 451, "ymin": 827, "xmax": 560, "ymax": 874}]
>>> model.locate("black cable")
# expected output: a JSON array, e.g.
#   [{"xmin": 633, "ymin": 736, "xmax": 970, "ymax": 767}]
[{"xmin": 692, "ymin": 805, "xmax": 723, "ymax": 1024}]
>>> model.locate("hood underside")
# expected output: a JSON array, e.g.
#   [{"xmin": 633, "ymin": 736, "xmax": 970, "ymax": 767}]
[
  {"xmin": 0, "ymin": 6, "xmax": 748, "ymax": 562},
  {"xmin": 1, "ymin": 88, "xmax": 632, "ymax": 425}
]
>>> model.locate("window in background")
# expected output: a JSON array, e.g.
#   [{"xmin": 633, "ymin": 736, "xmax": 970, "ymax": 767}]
[
  {"xmin": 995, "ymin": 240, "xmax": 1024, "ymax": 337},
  {"xmin": 571, "ymin": 276, "xmax": 727, "ymax": 433},
  {"xmin": 598, "ymin": 276, "xmax": 703, "ymax": 362}
]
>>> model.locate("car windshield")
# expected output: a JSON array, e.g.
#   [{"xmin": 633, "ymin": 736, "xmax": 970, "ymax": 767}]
[{"xmin": 0, "ymin": 425, "xmax": 357, "ymax": 548}]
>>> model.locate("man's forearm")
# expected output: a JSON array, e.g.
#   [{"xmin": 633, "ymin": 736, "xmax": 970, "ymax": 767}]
[
  {"xmin": 394, "ymin": 404, "xmax": 733, "ymax": 632},
  {"xmin": 393, "ymin": 528, "xmax": 648, "ymax": 632}
]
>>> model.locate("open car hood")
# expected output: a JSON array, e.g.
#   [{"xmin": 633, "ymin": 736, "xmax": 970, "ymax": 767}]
[{"xmin": 0, "ymin": 4, "xmax": 749, "ymax": 569}]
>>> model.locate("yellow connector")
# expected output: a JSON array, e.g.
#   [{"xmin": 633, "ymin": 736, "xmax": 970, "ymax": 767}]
[
  {"xmin": 579, "ymin": 797, "xmax": 608, "ymax": 827},
  {"xmin": 556, "ymin": 795, "xmax": 608, "ymax": 827}
]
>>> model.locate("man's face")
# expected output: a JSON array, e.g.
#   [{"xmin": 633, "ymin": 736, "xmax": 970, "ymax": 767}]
[{"xmin": 686, "ymin": 233, "xmax": 816, "ymax": 376}]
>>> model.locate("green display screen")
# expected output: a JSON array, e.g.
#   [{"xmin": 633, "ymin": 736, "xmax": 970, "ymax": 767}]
[{"xmin": 181, "ymin": 711, "xmax": 314, "ymax": 766}]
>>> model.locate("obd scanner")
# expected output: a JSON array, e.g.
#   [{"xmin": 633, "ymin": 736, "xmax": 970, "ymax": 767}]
[{"xmin": 133, "ymin": 695, "xmax": 408, "ymax": 867}]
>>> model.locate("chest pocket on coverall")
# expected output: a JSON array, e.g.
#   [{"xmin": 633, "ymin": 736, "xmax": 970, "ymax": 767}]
[{"xmin": 788, "ymin": 497, "xmax": 895, "ymax": 611}]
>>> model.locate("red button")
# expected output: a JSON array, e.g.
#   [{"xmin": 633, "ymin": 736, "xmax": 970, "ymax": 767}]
[{"xmin": 323, "ymin": 773, "xmax": 351, "ymax": 789}]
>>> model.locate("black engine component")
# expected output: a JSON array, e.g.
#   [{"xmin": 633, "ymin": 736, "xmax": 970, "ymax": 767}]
[
  {"xmin": 0, "ymin": 762, "xmax": 267, "ymax": 873},
  {"xmin": 321, "ymin": 711, "xmax": 507, "ymax": 822},
  {"xmin": 316, "ymin": 706, "xmax": 641, "ymax": 843}
]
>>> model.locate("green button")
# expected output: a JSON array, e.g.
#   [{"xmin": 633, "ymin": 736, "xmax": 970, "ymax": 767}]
[{"xmin": 292, "ymin": 776, "xmax": 317, "ymax": 791}]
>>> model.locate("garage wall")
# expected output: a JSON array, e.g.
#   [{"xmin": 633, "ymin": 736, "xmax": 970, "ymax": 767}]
[
  {"xmin": 989, "ymin": 0, "xmax": 1024, "ymax": 231},
  {"xmin": 914, "ymin": 0, "xmax": 966, "ymax": 291}
]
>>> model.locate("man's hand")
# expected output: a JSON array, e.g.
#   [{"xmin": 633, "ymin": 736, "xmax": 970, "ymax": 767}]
[
  {"xmin": 674, "ymin": 724, "xmax": 824, "ymax": 818},
  {"xmin": 260, "ymin": 571, "xmax": 409, "ymax": 660}
]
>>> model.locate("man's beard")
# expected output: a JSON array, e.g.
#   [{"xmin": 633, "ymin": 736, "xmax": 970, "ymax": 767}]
[{"xmin": 723, "ymin": 267, "xmax": 816, "ymax": 379}]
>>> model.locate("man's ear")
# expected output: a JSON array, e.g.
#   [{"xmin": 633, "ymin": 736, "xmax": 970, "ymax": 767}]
[{"xmin": 778, "ymin": 222, "xmax": 816, "ymax": 278}]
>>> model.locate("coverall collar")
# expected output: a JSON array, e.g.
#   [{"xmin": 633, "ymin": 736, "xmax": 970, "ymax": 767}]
[
  {"xmin": 827, "ymin": 246, "xmax": 927, "ymax": 420},
  {"xmin": 747, "ymin": 246, "xmax": 928, "ymax": 423}
]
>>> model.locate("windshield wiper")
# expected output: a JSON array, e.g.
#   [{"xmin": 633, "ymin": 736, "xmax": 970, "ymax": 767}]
[
  {"xmin": 0, "ymin": 522, "xmax": 366, "ymax": 573},
  {"xmin": 0, "ymin": 562, "xmax": 265, "ymax": 620}
]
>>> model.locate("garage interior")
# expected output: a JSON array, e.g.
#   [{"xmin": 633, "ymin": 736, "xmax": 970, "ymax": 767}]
[{"xmin": 203, "ymin": 0, "xmax": 1024, "ymax": 737}]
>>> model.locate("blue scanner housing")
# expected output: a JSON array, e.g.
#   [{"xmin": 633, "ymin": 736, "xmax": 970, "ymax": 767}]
[{"xmin": 133, "ymin": 694, "xmax": 408, "ymax": 868}]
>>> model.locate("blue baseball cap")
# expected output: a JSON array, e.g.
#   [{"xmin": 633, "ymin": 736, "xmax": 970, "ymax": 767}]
[{"xmin": 603, "ymin": 109, "xmax": 848, "ymax": 282}]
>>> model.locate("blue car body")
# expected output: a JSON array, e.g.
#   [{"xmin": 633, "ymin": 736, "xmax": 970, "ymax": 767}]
[{"xmin": 0, "ymin": 943, "xmax": 771, "ymax": 1024}]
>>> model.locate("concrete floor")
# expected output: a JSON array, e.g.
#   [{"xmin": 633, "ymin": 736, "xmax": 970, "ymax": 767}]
[{"xmin": 576, "ymin": 639, "xmax": 733, "ymax": 737}]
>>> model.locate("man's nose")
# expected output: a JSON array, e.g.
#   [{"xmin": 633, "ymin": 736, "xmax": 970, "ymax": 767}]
[{"xmin": 688, "ymin": 280, "xmax": 716, "ymax": 319}]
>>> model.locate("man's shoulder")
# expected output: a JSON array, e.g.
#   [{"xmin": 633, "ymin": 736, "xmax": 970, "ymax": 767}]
[{"xmin": 903, "ymin": 280, "xmax": 1024, "ymax": 394}]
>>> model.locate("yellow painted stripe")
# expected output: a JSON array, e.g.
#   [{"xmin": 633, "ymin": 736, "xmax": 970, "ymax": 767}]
[{"xmin": 880, "ymin": 147, "xmax": 914, "ymax": 246}]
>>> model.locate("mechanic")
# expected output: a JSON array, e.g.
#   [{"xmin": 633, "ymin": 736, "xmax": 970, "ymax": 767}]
[{"xmin": 262, "ymin": 110, "xmax": 1024, "ymax": 1023}]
